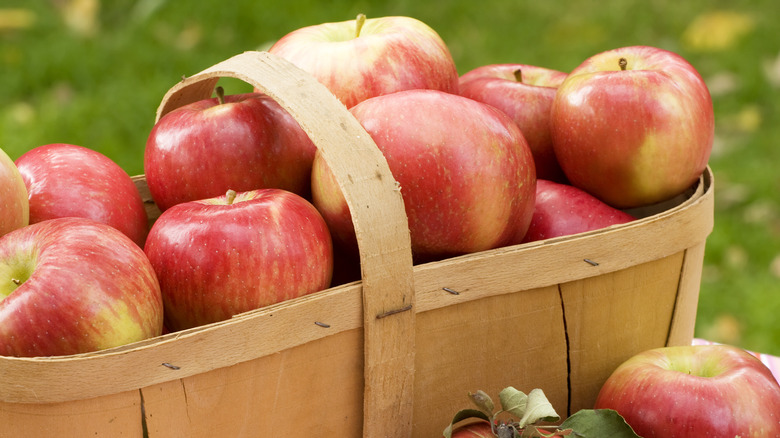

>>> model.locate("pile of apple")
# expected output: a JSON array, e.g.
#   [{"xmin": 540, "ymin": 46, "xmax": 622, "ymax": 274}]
[
  {"xmin": 3, "ymin": 11, "xmax": 778, "ymax": 437},
  {"xmin": 1, "ymin": 8, "xmax": 716, "ymax": 377}
]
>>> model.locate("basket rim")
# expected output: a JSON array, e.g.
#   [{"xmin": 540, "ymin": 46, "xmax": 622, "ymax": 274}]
[{"xmin": 0, "ymin": 165, "xmax": 713, "ymax": 403}]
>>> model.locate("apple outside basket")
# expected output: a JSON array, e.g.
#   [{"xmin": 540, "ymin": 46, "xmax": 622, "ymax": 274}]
[{"xmin": 0, "ymin": 51, "xmax": 714, "ymax": 437}]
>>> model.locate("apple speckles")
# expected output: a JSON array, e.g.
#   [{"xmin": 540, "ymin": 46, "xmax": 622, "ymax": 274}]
[{"xmin": 144, "ymin": 189, "xmax": 332, "ymax": 331}]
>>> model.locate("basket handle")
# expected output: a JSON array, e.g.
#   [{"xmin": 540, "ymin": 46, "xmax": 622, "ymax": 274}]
[{"xmin": 155, "ymin": 51, "xmax": 416, "ymax": 437}]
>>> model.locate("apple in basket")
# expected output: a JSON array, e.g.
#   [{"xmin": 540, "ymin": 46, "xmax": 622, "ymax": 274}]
[
  {"xmin": 14, "ymin": 143, "xmax": 149, "ymax": 247},
  {"xmin": 0, "ymin": 217, "xmax": 164, "ymax": 357},
  {"xmin": 144, "ymin": 188, "xmax": 333, "ymax": 331},
  {"xmin": 0, "ymin": 147, "xmax": 28, "ymax": 237},
  {"xmin": 522, "ymin": 179, "xmax": 635, "ymax": 243},
  {"xmin": 144, "ymin": 88, "xmax": 317, "ymax": 212},
  {"xmin": 448, "ymin": 421, "xmax": 495, "ymax": 437},
  {"xmin": 311, "ymin": 89, "xmax": 536, "ymax": 263},
  {"xmin": 595, "ymin": 344, "xmax": 780, "ymax": 437},
  {"xmin": 459, "ymin": 63, "xmax": 569, "ymax": 183},
  {"xmin": 551, "ymin": 45, "xmax": 714, "ymax": 208},
  {"xmin": 268, "ymin": 14, "xmax": 459, "ymax": 108}
]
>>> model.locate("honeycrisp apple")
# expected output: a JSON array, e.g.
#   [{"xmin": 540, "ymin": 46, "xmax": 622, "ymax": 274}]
[
  {"xmin": 522, "ymin": 179, "xmax": 635, "ymax": 243},
  {"xmin": 268, "ymin": 14, "xmax": 459, "ymax": 108},
  {"xmin": 0, "ymin": 147, "xmax": 28, "ymax": 237},
  {"xmin": 311, "ymin": 89, "xmax": 536, "ymax": 262},
  {"xmin": 144, "ymin": 88, "xmax": 317, "ymax": 212},
  {"xmin": 459, "ymin": 64, "xmax": 569, "ymax": 182},
  {"xmin": 144, "ymin": 188, "xmax": 333, "ymax": 331},
  {"xmin": 0, "ymin": 217, "xmax": 164, "ymax": 357},
  {"xmin": 551, "ymin": 45, "xmax": 714, "ymax": 208},
  {"xmin": 449, "ymin": 421, "xmax": 495, "ymax": 438},
  {"xmin": 15, "ymin": 143, "xmax": 149, "ymax": 247},
  {"xmin": 595, "ymin": 344, "xmax": 780, "ymax": 438}
]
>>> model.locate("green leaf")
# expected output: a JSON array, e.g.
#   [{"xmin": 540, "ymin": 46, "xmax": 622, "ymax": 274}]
[
  {"xmin": 443, "ymin": 408, "xmax": 492, "ymax": 438},
  {"xmin": 517, "ymin": 389, "xmax": 560, "ymax": 428},
  {"xmin": 520, "ymin": 425, "xmax": 572, "ymax": 437},
  {"xmin": 470, "ymin": 390, "xmax": 496, "ymax": 416},
  {"xmin": 498, "ymin": 386, "xmax": 528, "ymax": 418},
  {"xmin": 559, "ymin": 409, "xmax": 640, "ymax": 438}
]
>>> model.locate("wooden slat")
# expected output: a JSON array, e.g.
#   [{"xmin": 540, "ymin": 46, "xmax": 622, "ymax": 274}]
[
  {"xmin": 0, "ymin": 389, "xmax": 143, "ymax": 438},
  {"xmin": 412, "ymin": 285, "xmax": 568, "ymax": 438},
  {"xmin": 563, "ymin": 253, "xmax": 684, "ymax": 413},
  {"xmin": 666, "ymin": 242, "xmax": 708, "ymax": 346},
  {"xmin": 141, "ymin": 329, "xmax": 364, "ymax": 438}
]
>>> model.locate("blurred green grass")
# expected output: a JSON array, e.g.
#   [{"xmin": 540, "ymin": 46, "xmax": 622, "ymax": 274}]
[{"xmin": 2, "ymin": 1, "xmax": 779, "ymax": 355}]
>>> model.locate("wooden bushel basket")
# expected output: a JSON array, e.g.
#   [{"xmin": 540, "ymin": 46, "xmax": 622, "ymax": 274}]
[{"xmin": 0, "ymin": 51, "xmax": 714, "ymax": 438}]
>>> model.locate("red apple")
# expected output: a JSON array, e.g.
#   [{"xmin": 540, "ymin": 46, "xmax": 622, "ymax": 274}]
[
  {"xmin": 144, "ymin": 188, "xmax": 333, "ymax": 331},
  {"xmin": 311, "ymin": 89, "xmax": 536, "ymax": 262},
  {"xmin": 268, "ymin": 14, "xmax": 459, "ymax": 108},
  {"xmin": 15, "ymin": 143, "xmax": 149, "ymax": 247},
  {"xmin": 551, "ymin": 45, "xmax": 714, "ymax": 208},
  {"xmin": 594, "ymin": 344, "xmax": 780, "ymax": 437},
  {"xmin": 0, "ymin": 147, "xmax": 28, "ymax": 237},
  {"xmin": 459, "ymin": 63, "xmax": 569, "ymax": 182},
  {"xmin": 144, "ymin": 89, "xmax": 317, "ymax": 212},
  {"xmin": 449, "ymin": 420, "xmax": 495, "ymax": 437},
  {"xmin": 522, "ymin": 179, "xmax": 635, "ymax": 243},
  {"xmin": 0, "ymin": 217, "xmax": 163, "ymax": 357}
]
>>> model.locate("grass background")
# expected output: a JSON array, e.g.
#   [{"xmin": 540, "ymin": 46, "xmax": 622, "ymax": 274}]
[{"xmin": 2, "ymin": 1, "xmax": 779, "ymax": 355}]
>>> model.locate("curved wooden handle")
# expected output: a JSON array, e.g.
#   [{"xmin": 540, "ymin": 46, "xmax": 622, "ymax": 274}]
[{"xmin": 156, "ymin": 51, "xmax": 416, "ymax": 437}]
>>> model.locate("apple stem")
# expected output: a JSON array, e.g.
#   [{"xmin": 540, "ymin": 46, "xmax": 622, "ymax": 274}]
[
  {"xmin": 225, "ymin": 189, "xmax": 237, "ymax": 205},
  {"xmin": 355, "ymin": 13, "xmax": 366, "ymax": 38},
  {"xmin": 513, "ymin": 68, "xmax": 523, "ymax": 83},
  {"xmin": 495, "ymin": 423, "xmax": 515, "ymax": 438},
  {"xmin": 11, "ymin": 278, "xmax": 21, "ymax": 286},
  {"xmin": 215, "ymin": 86, "xmax": 226, "ymax": 105},
  {"xmin": 619, "ymin": 57, "xmax": 628, "ymax": 71}
]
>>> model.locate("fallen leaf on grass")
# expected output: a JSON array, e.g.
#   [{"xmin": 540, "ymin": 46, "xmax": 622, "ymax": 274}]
[
  {"xmin": 763, "ymin": 51, "xmax": 780, "ymax": 88},
  {"xmin": 682, "ymin": 10, "xmax": 755, "ymax": 52},
  {"xmin": 705, "ymin": 71, "xmax": 740, "ymax": 97},
  {"xmin": 724, "ymin": 245, "xmax": 749, "ymax": 269},
  {"xmin": 53, "ymin": 0, "xmax": 100, "ymax": 36},
  {"xmin": 0, "ymin": 8, "xmax": 36, "ymax": 31},
  {"xmin": 718, "ymin": 105, "xmax": 763, "ymax": 134},
  {"xmin": 742, "ymin": 199, "xmax": 778, "ymax": 225},
  {"xmin": 770, "ymin": 254, "xmax": 780, "ymax": 278},
  {"xmin": 702, "ymin": 314, "xmax": 742, "ymax": 345},
  {"xmin": 714, "ymin": 181, "xmax": 750, "ymax": 210},
  {"xmin": 7, "ymin": 102, "xmax": 36, "ymax": 125}
]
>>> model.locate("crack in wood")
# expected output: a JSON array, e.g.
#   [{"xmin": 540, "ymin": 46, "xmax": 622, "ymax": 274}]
[
  {"xmin": 139, "ymin": 389, "xmax": 149, "ymax": 438},
  {"xmin": 557, "ymin": 285, "xmax": 573, "ymax": 418}
]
